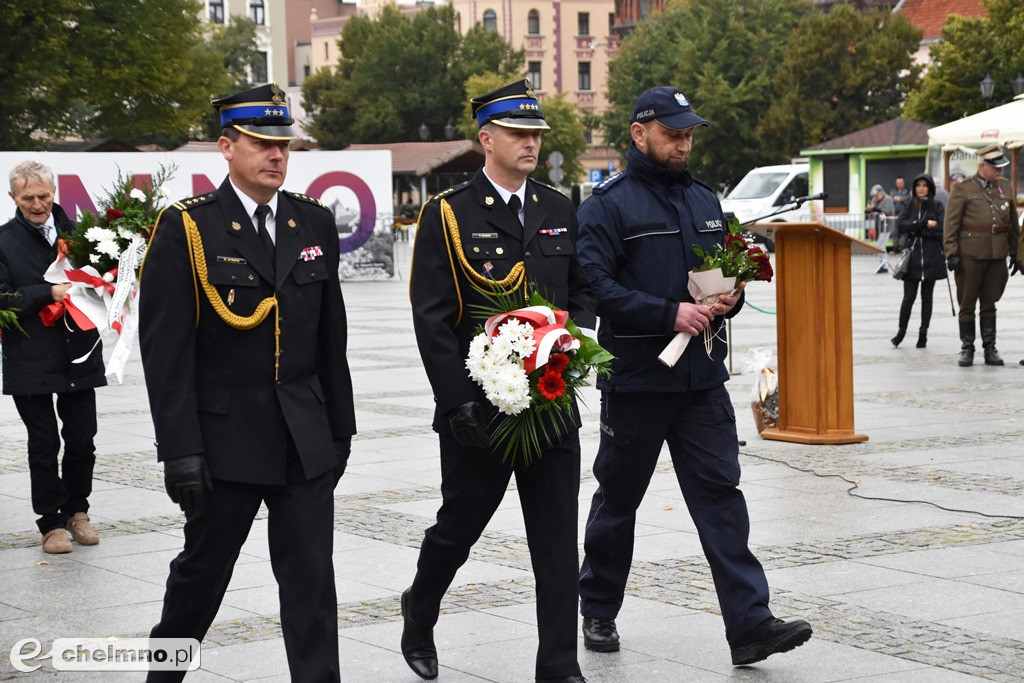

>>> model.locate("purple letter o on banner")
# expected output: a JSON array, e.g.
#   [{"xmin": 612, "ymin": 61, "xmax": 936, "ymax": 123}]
[{"xmin": 306, "ymin": 172, "xmax": 378, "ymax": 254}]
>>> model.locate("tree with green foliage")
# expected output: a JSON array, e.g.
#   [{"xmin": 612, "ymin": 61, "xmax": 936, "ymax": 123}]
[
  {"xmin": 603, "ymin": 0, "xmax": 812, "ymax": 190},
  {"xmin": 459, "ymin": 73, "xmax": 586, "ymax": 187},
  {"xmin": 201, "ymin": 18, "xmax": 264, "ymax": 138},
  {"xmin": 303, "ymin": 4, "xmax": 522, "ymax": 148},
  {"xmin": 0, "ymin": 0, "xmax": 235, "ymax": 149},
  {"xmin": 904, "ymin": 0, "xmax": 1024, "ymax": 123},
  {"xmin": 757, "ymin": 6, "xmax": 922, "ymax": 161}
]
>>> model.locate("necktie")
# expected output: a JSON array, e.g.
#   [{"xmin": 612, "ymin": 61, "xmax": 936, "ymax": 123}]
[
  {"xmin": 507, "ymin": 194, "xmax": 523, "ymax": 226},
  {"xmin": 38, "ymin": 225, "xmax": 53, "ymax": 245},
  {"xmin": 254, "ymin": 205, "xmax": 275, "ymax": 262}
]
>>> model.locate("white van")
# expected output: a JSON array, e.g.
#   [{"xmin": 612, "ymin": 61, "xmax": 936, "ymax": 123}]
[{"xmin": 720, "ymin": 162, "xmax": 810, "ymax": 228}]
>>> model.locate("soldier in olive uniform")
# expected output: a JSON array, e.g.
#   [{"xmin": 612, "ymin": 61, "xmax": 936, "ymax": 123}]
[{"xmin": 943, "ymin": 144, "xmax": 1020, "ymax": 366}]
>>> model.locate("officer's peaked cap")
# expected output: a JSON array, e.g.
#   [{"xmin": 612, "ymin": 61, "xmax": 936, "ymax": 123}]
[
  {"xmin": 212, "ymin": 83, "xmax": 296, "ymax": 141},
  {"xmin": 976, "ymin": 143, "xmax": 1009, "ymax": 168},
  {"xmin": 471, "ymin": 80, "xmax": 550, "ymax": 130}
]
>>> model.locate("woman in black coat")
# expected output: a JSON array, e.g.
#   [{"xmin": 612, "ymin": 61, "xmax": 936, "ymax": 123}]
[{"xmin": 892, "ymin": 173, "xmax": 947, "ymax": 348}]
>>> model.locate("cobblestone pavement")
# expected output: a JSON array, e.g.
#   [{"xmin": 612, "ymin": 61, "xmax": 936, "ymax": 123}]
[{"xmin": 2, "ymin": 245, "xmax": 1024, "ymax": 681}]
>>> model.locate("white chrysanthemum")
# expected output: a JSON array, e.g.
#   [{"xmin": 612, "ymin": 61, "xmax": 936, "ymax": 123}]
[
  {"xmin": 89, "ymin": 253, "xmax": 101, "ymax": 264},
  {"xmin": 468, "ymin": 334, "xmax": 488, "ymax": 360},
  {"xmin": 489, "ymin": 334, "xmax": 514, "ymax": 360},
  {"xmin": 96, "ymin": 239, "xmax": 121, "ymax": 258},
  {"xmin": 85, "ymin": 226, "xmax": 118, "ymax": 243},
  {"xmin": 117, "ymin": 227, "xmax": 135, "ymax": 240},
  {"xmin": 129, "ymin": 187, "xmax": 146, "ymax": 201}
]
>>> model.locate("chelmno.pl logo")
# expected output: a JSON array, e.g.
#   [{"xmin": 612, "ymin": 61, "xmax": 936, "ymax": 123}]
[{"xmin": 10, "ymin": 637, "xmax": 200, "ymax": 673}]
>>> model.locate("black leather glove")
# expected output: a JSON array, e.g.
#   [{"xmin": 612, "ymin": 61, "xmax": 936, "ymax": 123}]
[
  {"xmin": 946, "ymin": 255, "xmax": 961, "ymax": 272},
  {"xmin": 334, "ymin": 436, "xmax": 351, "ymax": 485},
  {"xmin": 163, "ymin": 455, "xmax": 212, "ymax": 518},
  {"xmin": 448, "ymin": 400, "xmax": 490, "ymax": 449},
  {"xmin": 1011, "ymin": 259, "xmax": 1023, "ymax": 276}
]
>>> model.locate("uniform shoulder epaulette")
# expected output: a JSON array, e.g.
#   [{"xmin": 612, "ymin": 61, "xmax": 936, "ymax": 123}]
[
  {"xmin": 172, "ymin": 193, "xmax": 218, "ymax": 211},
  {"xmin": 531, "ymin": 179, "xmax": 562, "ymax": 194},
  {"xmin": 592, "ymin": 171, "xmax": 626, "ymax": 195},
  {"xmin": 287, "ymin": 191, "xmax": 327, "ymax": 208},
  {"xmin": 430, "ymin": 182, "xmax": 470, "ymax": 203}
]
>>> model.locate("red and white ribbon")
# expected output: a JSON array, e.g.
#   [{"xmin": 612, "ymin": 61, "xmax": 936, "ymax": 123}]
[{"xmin": 485, "ymin": 305, "xmax": 580, "ymax": 375}]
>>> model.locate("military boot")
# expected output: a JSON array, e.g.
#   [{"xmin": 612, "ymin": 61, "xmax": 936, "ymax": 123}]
[
  {"xmin": 958, "ymin": 320, "xmax": 975, "ymax": 367},
  {"xmin": 980, "ymin": 316, "xmax": 1004, "ymax": 366}
]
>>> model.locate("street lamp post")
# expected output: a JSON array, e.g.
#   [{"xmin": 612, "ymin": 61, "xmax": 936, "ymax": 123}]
[
  {"xmin": 980, "ymin": 74, "xmax": 995, "ymax": 108},
  {"xmin": 444, "ymin": 120, "xmax": 455, "ymax": 140},
  {"xmin": 1014, "ymin": 73, "xmax": 1024, "ymax": 98},
  {"xmin": 418, "ymin": 122, "xmax": 429, "ymax": 141}
]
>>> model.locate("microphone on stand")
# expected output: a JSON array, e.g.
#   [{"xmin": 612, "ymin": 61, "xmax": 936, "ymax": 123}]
[{"xmin": 793, "ymin": 192, "xmax": 828, "ymax": 205}]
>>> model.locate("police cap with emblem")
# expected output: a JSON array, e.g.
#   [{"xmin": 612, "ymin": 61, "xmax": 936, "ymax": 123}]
[
  {"xmin": 471, "ymin": 79, "xmax": 550, "ymax": 130},
  {"xmin": 212, "ymin": 83, "xmax": 296, "ymax": 141},
  {"xmin": 631, "ymin": 87, "xmax": 710, "ymax": 130},
  {"xmin": 976, "ymin": 143, "xmax": 1009, "ymax": 168}
]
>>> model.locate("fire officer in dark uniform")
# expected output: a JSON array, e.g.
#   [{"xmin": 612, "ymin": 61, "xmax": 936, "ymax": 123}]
[
  {"xmin": 404, "ymin": 80, "xmax": 595, "ymax": 683},
  {"xmin": 575, "ymin": 87, "xmax": 811, "ymax": 667},
  {"xmin": 139, "ymin": 84, "xmax": 356, "ymax": 682},
  {"xmin": 943, "ymin": 143, "xmax": 1020, "ymax": 367}
]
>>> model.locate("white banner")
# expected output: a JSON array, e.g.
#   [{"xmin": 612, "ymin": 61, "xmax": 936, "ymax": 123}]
[{"xmin": 1, "ymin": 150, "xmax": 396, "ymax": 279}]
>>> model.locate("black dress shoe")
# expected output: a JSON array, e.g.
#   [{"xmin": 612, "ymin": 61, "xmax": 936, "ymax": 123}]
[
  {"xmin": 537, "ymin": 676, "xmax": 587, "ymax": 682},
  {"xmin": 582, "ymin": 616, "xmax": 619, "ymax": 652},
  {"xmin": 401, "ymin": 589, "xmax": 438, "ymax": 680},
  {"xmin": 730, "ymin": 617, "xmax": 812, "ymax": 665}
]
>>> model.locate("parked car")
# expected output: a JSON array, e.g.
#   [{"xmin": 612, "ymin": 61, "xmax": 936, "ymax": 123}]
[{"xmin": 721, "ymin": 162, "xmax": 810, "ymax": 251}]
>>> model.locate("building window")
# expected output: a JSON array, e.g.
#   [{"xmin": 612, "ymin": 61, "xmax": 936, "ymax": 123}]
[
  {"xmin": 252, "ymin": 51, "xmax": 268, "ymax": 84},
  {"xmin": 483, "ymin": 9, "xmax": 497, "ymax": 32},
  {"xmin": 578, "ymin": 12, "xmax": 590, "ymax": 36},
  {"xmin": 528, "ymin": 62, "xmax": 542, "ymax": 90},
  {"xmin": 249, "ymin": 0, "xmax": 265, "ymax": 25},
  {"xmin": 209, "ymin": 0, "xmax": 224, "ymax": 24},
  {"xmin": 528, "ymin": 9, "xmax": 540, "ymax": 35},
  {"xmin": 584, "ymin": 128, "xmax": 593, "ymax": 144},
  {"xmin": 639, "ymin": 0, "xmax": 649, "ymax": 19},
  {"xmin": 609, "ymin": 13, "xmax": 615, "ymax": 33},
  {"xmin": 578, "ymin": 62, "xmax": 591, "ymax": 91}
]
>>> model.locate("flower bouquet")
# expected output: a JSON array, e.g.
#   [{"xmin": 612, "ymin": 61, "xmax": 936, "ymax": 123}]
[
  {"xmin": 466, "ymin": 287, "xmax": 613, "ymax": 466},
  {"xmin": 42, "ymin": 165, "xmax": 175, "ymax": 381},
  {"xmin": 658, "ymin": 218, "xmax": 773, "ymax": 368}
]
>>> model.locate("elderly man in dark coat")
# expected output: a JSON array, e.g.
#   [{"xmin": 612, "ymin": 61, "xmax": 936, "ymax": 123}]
[{"xmin": 1, "ymin": 160, "xmax": 105, "ymax": 554}]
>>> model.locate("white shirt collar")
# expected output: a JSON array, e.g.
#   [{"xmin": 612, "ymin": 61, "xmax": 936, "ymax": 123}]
[
  {"xmin": 229, "ymin": 178, "xmax": 279, "ymax": 222},
  {"xmin": 482, "ymin": 169, "xmax": 526, "ymax": 208}
]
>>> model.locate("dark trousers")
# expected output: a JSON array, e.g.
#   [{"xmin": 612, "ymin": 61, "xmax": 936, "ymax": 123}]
[
  {"xmin": 13, "ymin": 390, "xmax": 97, "ymax": 534},
  {"xmin": 579, "ymin": 386, "xmax": 772, "ymax": 643},
  {"xmin": 148, "ymin": 458, "xmax": 338, "ymax": 683},
  {"xmin": 898, "ymin": 278, "xmax": 936, "ymax": 331},
  {"xmin": 409, "ymin": 432, "xmax": 582, "ymax": 680},
  {"xmin": 955, "ymin": 257, "xmax": 1008, "ymax": 322}
]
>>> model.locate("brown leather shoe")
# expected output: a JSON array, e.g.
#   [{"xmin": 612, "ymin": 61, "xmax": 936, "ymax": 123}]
[
  {"xmin": 42, "ymin": 528, "xmax": 72, "ymax": 554},
  {"xmin": 66, "ymin": 512, "xmax": 100, "ymax": 545}
]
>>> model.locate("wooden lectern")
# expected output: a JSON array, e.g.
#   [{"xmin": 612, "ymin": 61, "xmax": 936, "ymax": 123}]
[{"xmin": 746, "ymin": 222, "xmax": 881, "ymax": 444}]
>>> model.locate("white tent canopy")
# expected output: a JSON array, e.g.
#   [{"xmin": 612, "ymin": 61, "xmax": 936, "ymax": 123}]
[{"xmin": 928, "ymin": 94, "xmax": 1024, "ymax": 149}]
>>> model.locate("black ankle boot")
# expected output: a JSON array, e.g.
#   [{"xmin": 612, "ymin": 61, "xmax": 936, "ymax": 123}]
[
  {"xmin": 980, "ymin": 316, "xmax": 1003, "ymax": 366},
  {"xmin": 891, "ymin": 328, "xmax": 906, "ymax": 347},
  {"xmin": 958, "ymin": 321, "xmax": 975, "ymax": 367},
  {"xmin": 916, "ymin": 328, "xmax": 927, "ymax": 348}
]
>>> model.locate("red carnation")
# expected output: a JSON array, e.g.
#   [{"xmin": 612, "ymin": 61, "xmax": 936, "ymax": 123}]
[
  {"xmin": 725, "ymin": 232, "xmax": 748, "ymax": 250},
  {"xmin": 105, "ymin": 208, "xmax": 124, "ymax": 222},
  {"xmin": 748, "ymin": 248, "xmax": 774, "ymax": 282},
  {"xmin": 537, "ymin": 371, "xmax": 566, "ymax": 401},
  {"xmin": 545, "ymin": 353, "xmax": 570, "ymax": 374}
]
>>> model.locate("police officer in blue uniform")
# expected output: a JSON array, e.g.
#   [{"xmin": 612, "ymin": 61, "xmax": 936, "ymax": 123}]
[
  {"xmin": 575, "ymin": 87, "xmax": 811, "ymax": 666},
  {"xmin": 403, "ymin": 80, "xmax": 595, "ymax": 683},
  {"xmin": 139, "ymin": 84, "xmax": 356, "ymax": 682}
]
